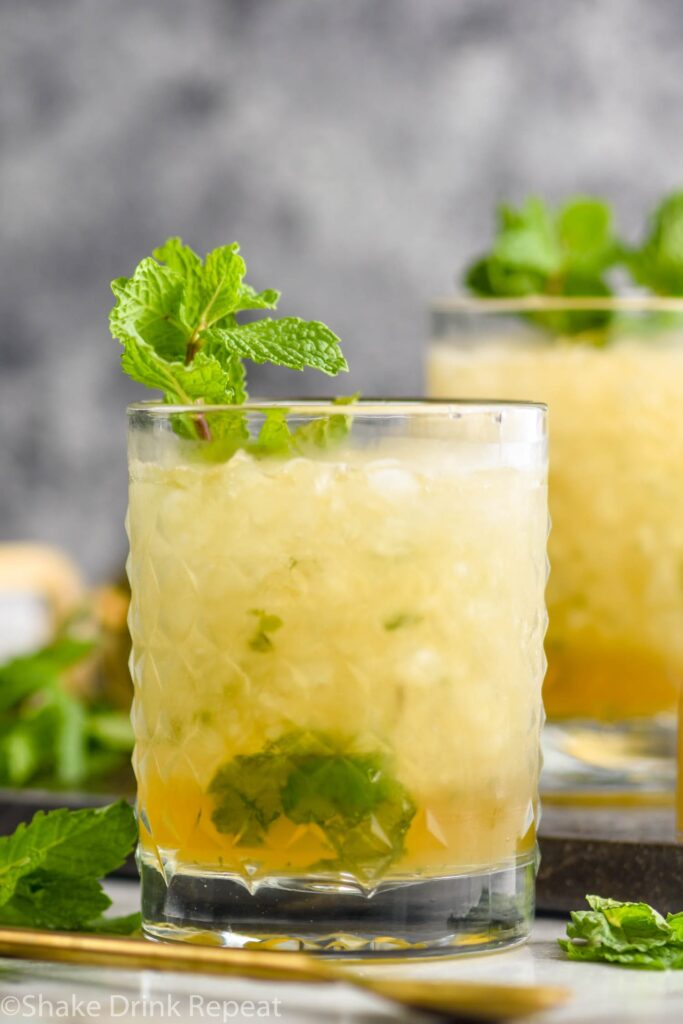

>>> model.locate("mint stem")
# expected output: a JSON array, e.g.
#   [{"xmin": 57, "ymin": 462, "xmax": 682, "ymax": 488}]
[
  {"xmin": 194, "ymin": 413, "xmax": 212, "ymax": 441},
  {"xmin": 183, "ymin": 331, "xmax": 213, "ymax": 441}
]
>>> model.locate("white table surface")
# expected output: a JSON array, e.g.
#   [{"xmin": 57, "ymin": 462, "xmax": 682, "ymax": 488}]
[{"xmin": 1, "ymin": 881, "xmax": 682, "ymax": 1024}]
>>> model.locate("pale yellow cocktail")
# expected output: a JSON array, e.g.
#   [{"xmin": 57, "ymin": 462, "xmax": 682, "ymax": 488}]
[
  {"xmin": 429, "ymin": 299, "xmax": 683, "ymax": 791},
  {"xmin": 128, "ymin": 401, "xmax": 547, "ymax": 951}
]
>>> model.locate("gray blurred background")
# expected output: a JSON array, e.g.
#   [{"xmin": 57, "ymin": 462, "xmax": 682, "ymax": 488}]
[{"xmin": 2, "ymin": 0, "xmax": 682, "ymax": 580}]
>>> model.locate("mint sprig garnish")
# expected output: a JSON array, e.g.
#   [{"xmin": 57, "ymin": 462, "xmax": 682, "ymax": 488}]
[
  {"xmin": 109, "ymin": 238, "xmax": 347, "ymax": 411},
  {"xmin": 559, "ymin": 895, "xmax": 683, "ymax": 969},
  {"xmin": 627, "ymin": 191, "xmax": 683, "ymax": 295},
  {"xmin": 0, "ymin": 801, "xmax": 139, "ymax": 934},
  {"xmin": 208, "ymin": 730, "xmax": 415, "ymax": 879},
  {"xmin": 465, "ymin": 197, "xmax": 617, "ymax": 336},
  {"xmin": 466, "ymin": 197, "xmax": 616, "ymax": 299},
  {"xmin": 462, "ymin": 191, "xmax": 683, "ymax": 342}
]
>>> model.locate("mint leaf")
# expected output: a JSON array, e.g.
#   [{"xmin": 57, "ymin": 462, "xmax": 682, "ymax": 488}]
[
  {"xmin": 110, "ymin": 240, "xmax": 346, "ymax": 423},
  {"xmin": 465, "ymin": 196, "xmax": 617, "ymax": 337},
  {"xmin": 492, "ymin": 198, "xmax": 560, "ymax": 279},
  {"xmin": 248, "ymin": 610, "xmax": 283, "ymax": 653},
  {"xmin": 149, "ymin": 239, "xmax": 280, "ymax": 328},
  {"xmin": 208, "ymin": 731, "xmax": 415, "ymax": 878},
  {"xmin": 587, "ymin": 895, "xmax": 670, "ymax": 944},
  {"xmin": 282, "ymin": 753, "xmax": 385, "ymax": 825},
  {"xmin": 111, "ymin": 259, "xmax": 187, "ymax": 360},
  {"xmin": 0, "ymin": 708, "xmax": 56, "ymax": 786},
  {"xmin": 0, "ymin": 636, "xmax": 132, "ymax": 790},
  {"xmin": 208, "ymin": 317, "xmax": 347, "ymax": 376},
  {"xmin": 48, "ymin": 688, "xmax": 88, "ymax": 787},
  {"xmin": 0, "ymin": 638, "xmax": 93, "ymax": 714},
  {"xmin": 251, "ymin": 410, "xmax": 294, "ymax": 458},
  {"xmin": 200, "ymin": 243, "xmax": 247, "ymax": 326},
  {"xmin": 326, "ymin": 777, "xmax": 415, "ymax": 877},
  {"xmin": 87, "ymin": 912, "xmax": 142, "ymax": 936},
  {"xmin": 87, "ymin": 711, "xmax": 135, "ymax": 753},
  {"xmin": 560, "ymin": 895, "xmax": 683, "ymax": 969},
  {"xmin": 152, "ymin": 237, "xmax": 205, "ymax": 327},
  {"xmin": 0, "ymin": 801, "xmax": 136, "ymax": 904},
  {"xmin": 0, "ymin": 801, "xmax": 139, "ymax": 934},
  {"xmin": 281, "ymin": 748, "xmax": 415, "ymax": 875},
  {"xmin": 250, "ymin": 395, "xmax": 359, "ymax": 460},
  {"xmin": 291, "ymin": 394, "xmax": 358, "ymax": 451},
  {"xmin": 667, "ymin": 912, "xmax": 683, "ymax": 943},
  {"xmin": 120, "ymin": 339, "xmax": 240, "ymax": 405},
  {"xmin": 237, "ymin": 283, "xmax": 280, "ymax": 311},
  {"xmin": 209, "ymin": 753, "xmax": 284, "ymax": 845},
  {"xmin": 468, "ymin": 196, "xmax": 616, "ymax": 295},
  {"xmin": 0, "ymin": 872, "xmax": 111, "ymax": 930},
  {"xmin": 628, "ymin": 191, "xmax": 683, "ymax": 295},
  {"xmin": 384, "ymin": 612, "xmax": 422, "ymax": 631},
  {"xmin": 557, "ymin": 199, "xmax": 614, "ymax": 278}
]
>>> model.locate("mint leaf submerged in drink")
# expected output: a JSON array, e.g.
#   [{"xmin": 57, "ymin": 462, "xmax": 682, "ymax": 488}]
[
  {"xmin": 250, "ymin": 394, "xmax": 361, "ymax": 459},
  {"xmin": 247, "ymin": 610, "xmax": 284, "ymax": 653},
  {"xmin": 208, "ymin": 731, "xmax": 415, "ymax": 880},
  {"xmin": 559, "ymin": 895, "xmax": 683, "ymax": 969},
  {"xmin": 0, "ymin": 801, "xmax": 140, "ymax": 934},
  {"xmin": 109, "ymin": 238, "xmax": 348, "ymax": 448}
]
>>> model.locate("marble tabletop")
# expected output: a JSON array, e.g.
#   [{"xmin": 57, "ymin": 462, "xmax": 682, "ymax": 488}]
[{"xmin": 1, "ymin": 882, "xmax": 682, "ymax": 1024}]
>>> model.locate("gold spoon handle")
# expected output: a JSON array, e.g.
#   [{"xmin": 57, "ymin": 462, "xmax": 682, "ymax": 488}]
[
  {"xmin": 0, "ymin": 927, "xmax": 570, "ymax": 1020},
  {"xmin": 0, "ymin": 927, "xmax": 333, "ymax": 983}
]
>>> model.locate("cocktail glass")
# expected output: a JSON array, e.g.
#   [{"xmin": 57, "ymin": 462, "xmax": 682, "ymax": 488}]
[
  {"xmin": 429, "ymin": 297, "xmax": 683, "ymax": 794},
  {"xmin": 128, "ymin": 399, "xmax": 548, "ymax": 954}
]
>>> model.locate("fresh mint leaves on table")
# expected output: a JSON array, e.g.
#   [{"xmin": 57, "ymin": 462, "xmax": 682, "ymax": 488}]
[
  {"xmin": 209, "ymin": 730, "xmax": 416, "ymax": 879},
  {"xmin": 109, "ymin": 238, "xmax": 349, "ymax": 449},
  {"xmin": 560, "ymin": 895, "xmax": 683, "ymax": 969},
  {"xmin": 0, "ymin": 801, "xmax": 140, "ymax": 934},
  {"xmin": 0, "ymin": 638, "xmax": 133, "ymax": 789}
]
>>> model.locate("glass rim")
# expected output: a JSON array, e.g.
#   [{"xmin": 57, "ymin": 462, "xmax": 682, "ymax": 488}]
[
  {"xmin": 431, "ymin": 294, "xmax": 683, "ymax": 313},
  {"xmin": 127, "ymin": 397, "xmax": 547, "ymax": 416}
]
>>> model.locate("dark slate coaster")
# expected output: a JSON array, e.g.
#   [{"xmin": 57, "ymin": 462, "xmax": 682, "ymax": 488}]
[{"xmin": 537, "ymin": 803, "xmax": 683, "ymax": 915}]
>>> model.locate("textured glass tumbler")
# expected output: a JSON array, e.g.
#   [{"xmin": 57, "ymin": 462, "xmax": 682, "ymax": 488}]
[
  {"xmin": 429, "ymin": 297, "xmax": 683, "ymax": 795},
  {"xmin": 127, "ymin": 400, "xmax": 548, "ymax": 955}
]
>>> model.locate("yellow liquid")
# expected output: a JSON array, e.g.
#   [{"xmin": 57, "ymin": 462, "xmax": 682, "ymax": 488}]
[
  {"xmin": 128, "ymin": 435, "xmax": 546, "ymax": 885},
  {"xmin": 429, "ymin": 337, "xmax": 683, "ymax": 722},
  {"xmin": 678, "ymin": 692, "xmax": 683, "ymax": 836}
]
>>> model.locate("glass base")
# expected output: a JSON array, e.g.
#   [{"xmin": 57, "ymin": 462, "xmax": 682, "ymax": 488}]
[
  {"xmin": 139, "ymin": 851, "xmax": 536, "ymax": 957},
  {"xmin": 541, "ymin": 717, "xmax": 676, "ymax": 796}
]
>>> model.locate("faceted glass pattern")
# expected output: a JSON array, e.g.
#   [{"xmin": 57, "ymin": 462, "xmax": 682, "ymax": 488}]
[{"xmin": 127, "ymin": 401, "xmax": 548, "ymax": 952}]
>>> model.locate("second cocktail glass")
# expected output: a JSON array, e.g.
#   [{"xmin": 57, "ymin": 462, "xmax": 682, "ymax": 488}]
[{"xmin": 430, "ymin": 297, "xmax": 683, "ymax": 794}]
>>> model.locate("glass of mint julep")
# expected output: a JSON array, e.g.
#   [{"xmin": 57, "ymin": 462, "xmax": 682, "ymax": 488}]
[
  {"xmin": 115, "ymin": 240, "xmax": 548, "ymax": 955},
  {"xmin": 431, "ymin": 194, "xmax": 683, "ymax": 797}
]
